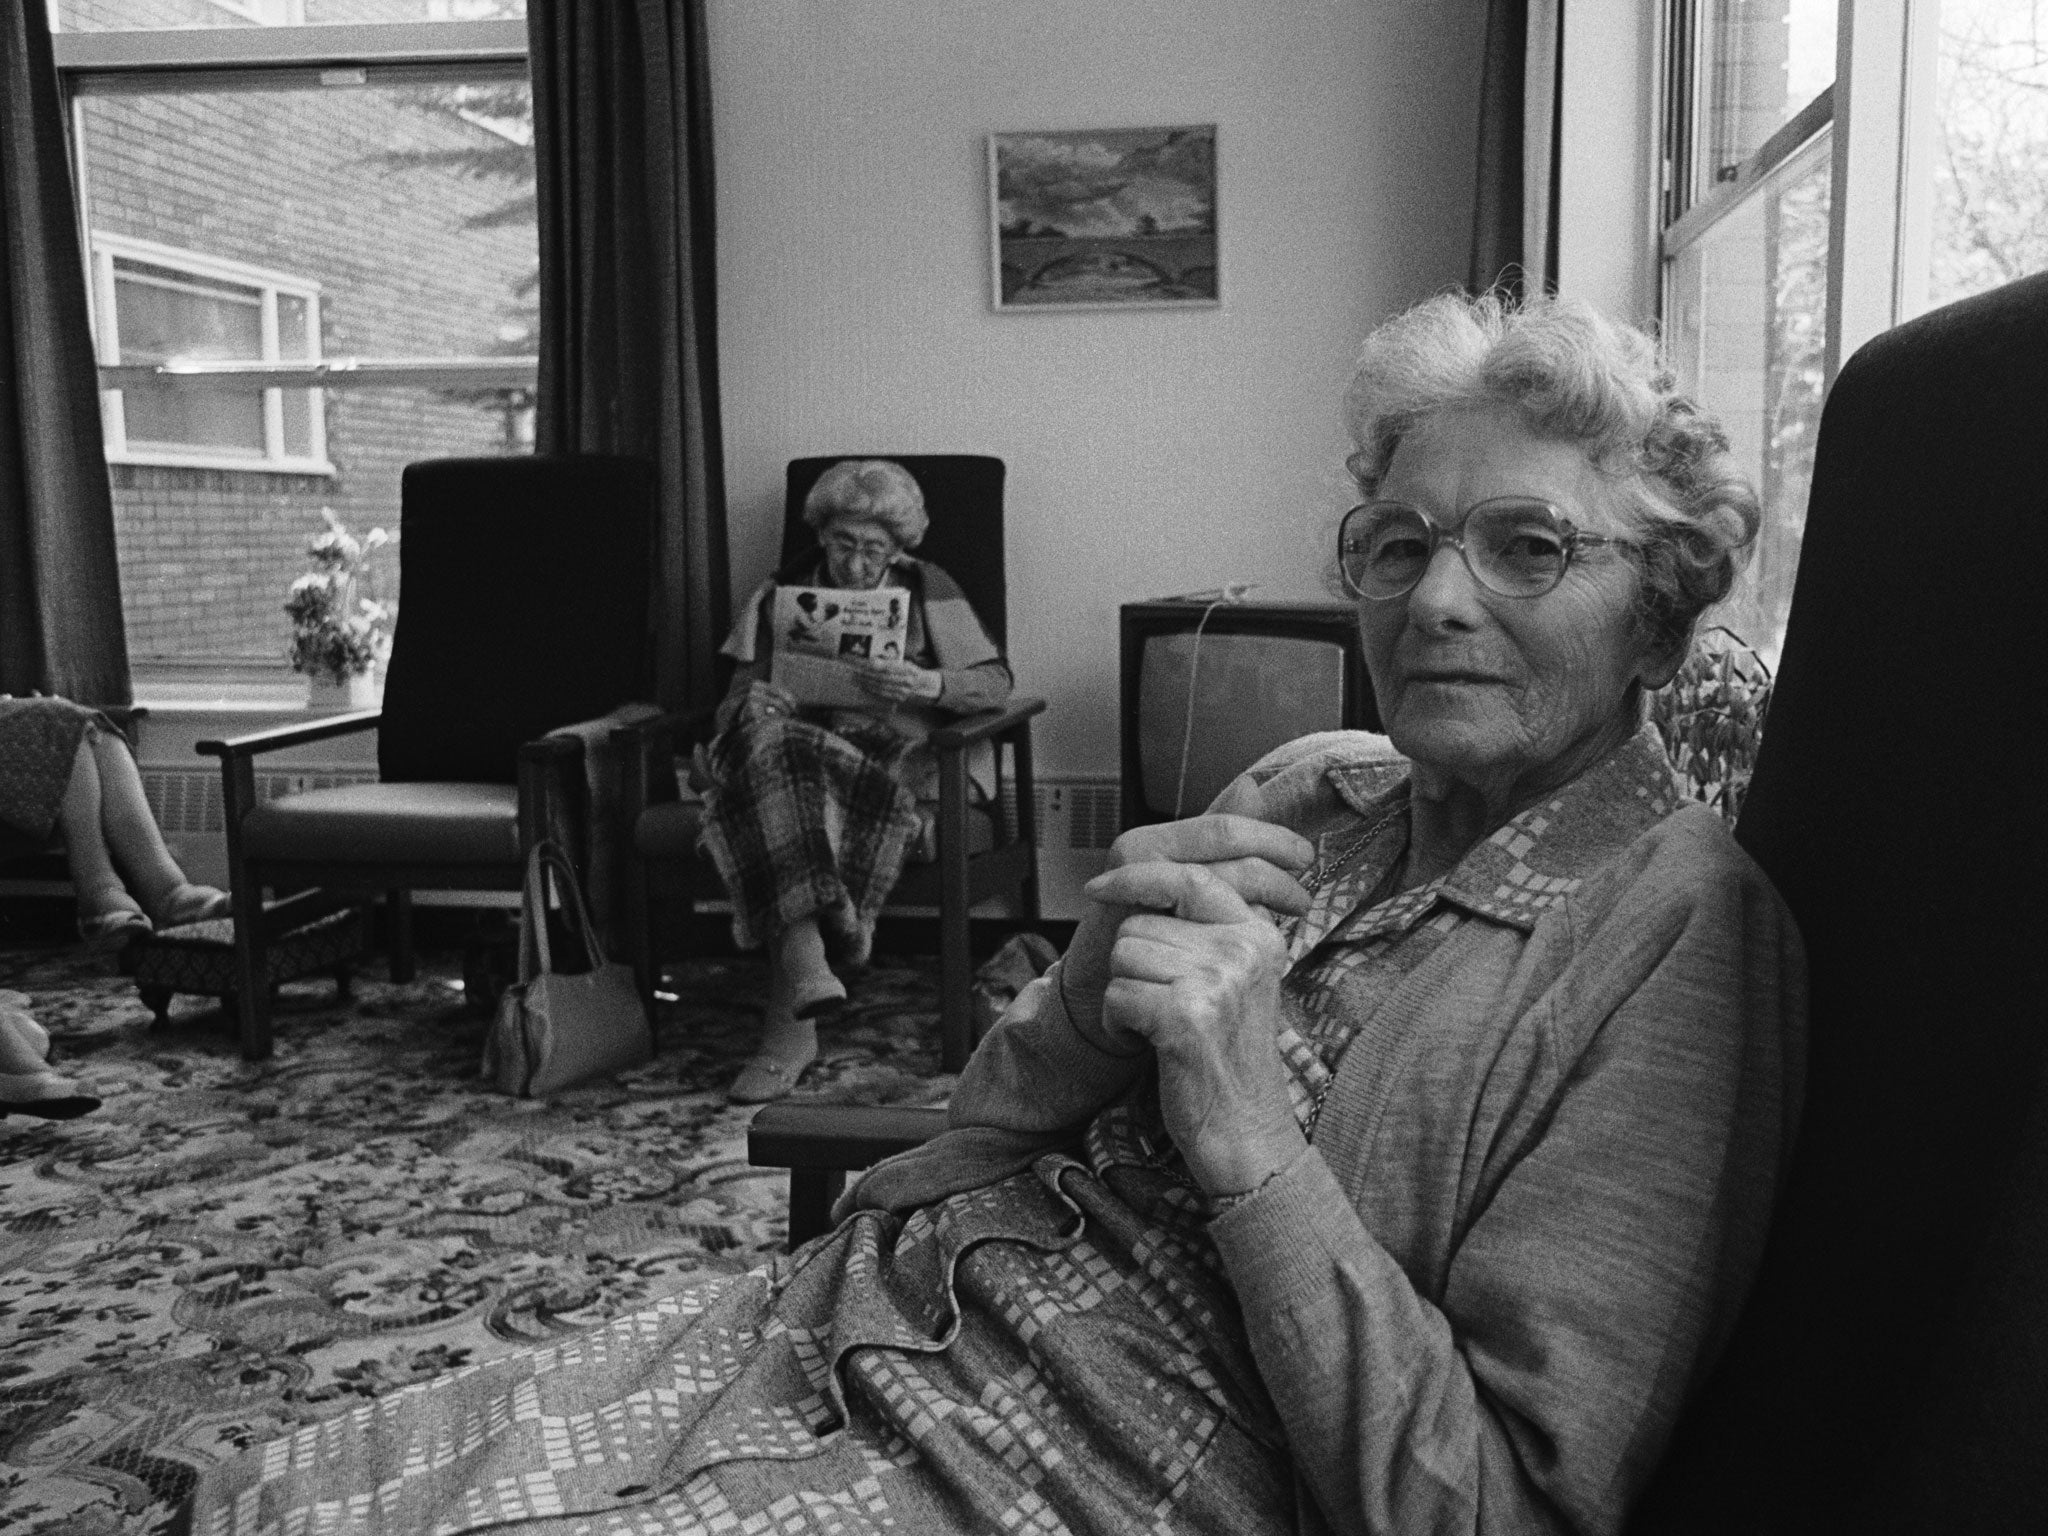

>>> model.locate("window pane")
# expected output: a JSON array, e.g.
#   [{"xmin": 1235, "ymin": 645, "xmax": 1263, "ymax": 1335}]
[
  {"xmin": 1698, "ymin": 0, "xmax": 1837, "ymax": 188},
  {"xmin": 1928, "ymin": 0, "xmax": 2048, "ymax": 308},
  {"xmin": 77, "ymin": 75, "xmax": 535, "ymax": 670},
  {"xmin": 1665, "ymin": 138, "xmax": 1831, "ymax": 664},
  {"xmin": 53, "ymin": 1, "xmax": 523, "ymax": 31},
  {"xmin": 113, "ymin": 260, "xmax": 268, "ymax": 451}
]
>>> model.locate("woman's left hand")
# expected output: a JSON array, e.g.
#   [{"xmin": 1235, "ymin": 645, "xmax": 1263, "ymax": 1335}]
[
  {"xmin": 1088, "ymin": 861, "xmax": 1307, "ymax": 1199},
  {"xmin": 853, "ymin": 659, "xmax": 942, "ymax": 704}
]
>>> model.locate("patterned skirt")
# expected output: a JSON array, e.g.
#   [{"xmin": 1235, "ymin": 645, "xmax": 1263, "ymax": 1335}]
[
  {"xmin": 0, "ymin": 697, "xmax": 108, "ymax": 845},
  {"xmin": 188, "ymin": 1150, "xmax": 1296, "ymax": 1535},
  {"xmin": 698, "ymin": 712, "xmax": 926, "ymax": 964}
]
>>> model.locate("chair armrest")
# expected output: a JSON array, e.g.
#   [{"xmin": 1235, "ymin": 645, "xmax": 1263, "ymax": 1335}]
[
  {"xmin": 609, "ymin": 703, "xmax": 717, "ymax": 757},
  {"xmin": 928, "ymin": 695, "xmax": 1047, "ymax": 751},
  {"xmin": 747, "ymin": 1103, "xmax": 950, "ymax": 1170},
  {"xmin": 196, "ymin": 709, "xmax": 381, "ymax": 761}
]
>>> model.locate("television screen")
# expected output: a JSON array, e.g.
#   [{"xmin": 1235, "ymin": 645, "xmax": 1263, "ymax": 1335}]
[
  {"xmin": 1121, "ymin": 598, "xmax": 1381, "ymax": 827},
  {"xmin": 1136, "ymin": 629, "xmax": 1350, "ymax": 819}
]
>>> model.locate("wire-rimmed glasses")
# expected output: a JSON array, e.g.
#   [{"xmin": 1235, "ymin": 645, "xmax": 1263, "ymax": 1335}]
[{"xmin": 1337, "ymin": 498, "xmax": 1633, "ymax": 601}]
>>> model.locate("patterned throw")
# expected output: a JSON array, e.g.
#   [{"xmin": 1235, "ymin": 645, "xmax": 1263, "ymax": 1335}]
[
  {"xmin": 699, "ymin": 708, "xmax": 925, "ymax": 965},
  {"xmin": 0, "ymin": 943, "xmax": 950, "ymax": 1535}
]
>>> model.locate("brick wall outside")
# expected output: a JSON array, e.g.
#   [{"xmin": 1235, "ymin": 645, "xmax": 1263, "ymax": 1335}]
[{"xmin": 68, "ymin": 0, "xmax": 535, "ymax": 668}]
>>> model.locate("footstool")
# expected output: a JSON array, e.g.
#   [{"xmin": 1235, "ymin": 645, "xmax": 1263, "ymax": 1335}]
[{"xmin": 123, "ymin": 906, "xmax": 370, "ymax": 1031}]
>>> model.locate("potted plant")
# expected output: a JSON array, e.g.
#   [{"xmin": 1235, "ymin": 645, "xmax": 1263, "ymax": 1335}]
[
  {"xmin": 286, "ymin": 509, "xmax": 395, "ymax": 709},
  {"xmin": 1649, "ymin": 625, "xmax": 1774, "ymax": 823}
]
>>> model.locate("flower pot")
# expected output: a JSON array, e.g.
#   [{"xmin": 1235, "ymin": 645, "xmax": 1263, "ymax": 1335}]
[{"xmin": 305, "ymin": 672, "xmax": 377, "ymax": 711}]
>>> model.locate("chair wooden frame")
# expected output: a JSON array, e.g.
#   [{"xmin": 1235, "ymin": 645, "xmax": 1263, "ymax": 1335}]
[
  {"xmin": 614, "ymin": 691, "xmax": 1044, "ymax": 1074},
  {"xmin": 200, "ymin": 712, "xmax": 584, "ymax": 1060}
]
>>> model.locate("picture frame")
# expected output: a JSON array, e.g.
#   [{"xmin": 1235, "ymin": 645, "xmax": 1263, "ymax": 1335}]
[{"xmin": 988, "ymin": 125, "xmax": 1220, "ymax": 311}]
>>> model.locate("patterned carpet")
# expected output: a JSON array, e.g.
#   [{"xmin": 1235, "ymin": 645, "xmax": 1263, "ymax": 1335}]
[{"xmin": 0, "ymin": 941, "xmax": 951, "ymax": 1535}]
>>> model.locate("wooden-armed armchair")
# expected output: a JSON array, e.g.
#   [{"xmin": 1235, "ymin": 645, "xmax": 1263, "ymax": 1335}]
[
  {"xmin": 201, "ymin": 454, "xmax": 656, "ymax": 1060},
  {"xmin": 616, "ymin": 454, "xmax": 1044, "ymax": 1073}
]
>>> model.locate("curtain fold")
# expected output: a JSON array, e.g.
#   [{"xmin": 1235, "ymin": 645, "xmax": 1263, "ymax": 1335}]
[
  {"xmin": 1466, "ymin": 0, "xmax": 1564, "ymax": 300},
  {"xmin": 529, "ymin": 0, "xmax": 730, "ymax": 711},
  {"xmin": 0, "ymin": 0, "xmax": 132, "ymax": 703}
]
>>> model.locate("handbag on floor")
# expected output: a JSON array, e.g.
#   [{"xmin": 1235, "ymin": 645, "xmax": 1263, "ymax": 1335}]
[{"xmin": 483, "ymin": 841, "xmax": 651, "ymax": 1097}]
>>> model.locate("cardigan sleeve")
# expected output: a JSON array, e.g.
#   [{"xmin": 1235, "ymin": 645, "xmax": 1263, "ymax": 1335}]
[{"xmin": 1208, "ymin": 829, "xmax": 1805, "ymax": 1536}]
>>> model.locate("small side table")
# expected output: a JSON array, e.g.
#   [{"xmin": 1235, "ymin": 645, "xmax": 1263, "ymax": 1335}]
[{"xmin": 123, "ymin": 906, "xmax": 369, "ymax": 1033}]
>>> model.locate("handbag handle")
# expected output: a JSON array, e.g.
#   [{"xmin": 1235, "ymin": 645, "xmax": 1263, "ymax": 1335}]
[{"xmin": 515, "ymin": 840, "xmax": 613, "ymax": 983}]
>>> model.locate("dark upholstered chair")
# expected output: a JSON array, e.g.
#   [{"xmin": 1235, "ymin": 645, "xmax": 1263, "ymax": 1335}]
[
  {"xmin": 752, "ymin": 276, "xmax": 2048, "ymax": 1536},
  {"xmin": 201, "ymin": 455, "xmax": 656, "ymax": 1060},
  {"xmin": 618, "ymin": 454, "xmax": 1045, "ymax": 1073},
  {"xmin": 1628, "ymin": 271, "xmax": 2048, "ymax": 1533}
]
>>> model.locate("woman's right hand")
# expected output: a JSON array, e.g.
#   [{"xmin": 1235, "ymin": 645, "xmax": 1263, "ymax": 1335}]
[{"xmin": 1060, "ymin": 780, "xmax": 1315, "ymax": 1053}]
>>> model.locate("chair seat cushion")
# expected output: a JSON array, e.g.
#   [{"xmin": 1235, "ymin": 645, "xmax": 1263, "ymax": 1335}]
[
  {"xmin": 635, "ymin": 797, "xmax": 995, "ymax": 865},
  {"xmin": 242, "ymin": 782, "xmax": 521, "ymax": 865}
]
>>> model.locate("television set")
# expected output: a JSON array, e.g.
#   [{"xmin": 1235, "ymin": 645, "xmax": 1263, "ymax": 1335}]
[{"xmin": 1119, "ymin": 598, "xmax": 1381, "ymax": 828}]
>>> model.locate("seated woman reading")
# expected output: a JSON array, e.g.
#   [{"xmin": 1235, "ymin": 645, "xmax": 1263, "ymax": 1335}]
[
  {"xmin": 191, "ymin": 294, "xmax": 1804, "ymax": 1536},
  {"xmin": 704, "ymin": 458, "xmax": 1012, "ymax": 1102}
]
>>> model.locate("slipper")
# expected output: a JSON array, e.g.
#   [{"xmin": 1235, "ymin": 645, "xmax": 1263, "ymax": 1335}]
[
  {"xmin": 728, "ymin": 1047, "xmax": 817, "ymax": 1104},
  {"xmin": 0, "ymin": 1002, "xmax": 101, "ymax": 1120},
  {"xmin": 147, "ymin": 884, "xmax": 233, "ymax": 930},
  {"xmin": 78, "ymin": 907, "xmax": 152, "ymax": 951}
]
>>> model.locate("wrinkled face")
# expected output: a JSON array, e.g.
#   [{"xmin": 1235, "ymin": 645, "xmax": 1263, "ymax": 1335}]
[
  {"xmin": 821, "ymin": 517, "xmax": 900, "ymax": 591},
  {"xmin": 1357, "ymin": 403, "xmax": 1668, "ymax": 805}
]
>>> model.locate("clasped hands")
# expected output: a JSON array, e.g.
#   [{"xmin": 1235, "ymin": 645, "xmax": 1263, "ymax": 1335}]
[{"xmin": 1061, "ymin": 780, "xmax": 1317, "ymax": 1200}]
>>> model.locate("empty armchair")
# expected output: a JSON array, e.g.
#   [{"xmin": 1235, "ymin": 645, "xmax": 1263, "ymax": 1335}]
[{"xmin": 202, "ymin": 454, "xmax": 657, "ymax": 1060}]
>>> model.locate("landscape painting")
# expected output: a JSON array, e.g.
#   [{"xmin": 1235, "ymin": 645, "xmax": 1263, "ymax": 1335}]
[{"xmin": 989, "ymin": 125, "xmax": 1219, "ymax": 310}]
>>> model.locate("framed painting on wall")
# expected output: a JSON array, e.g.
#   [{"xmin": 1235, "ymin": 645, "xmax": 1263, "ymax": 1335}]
[{"xmin": 988, "ymin": 125, "xmax": 1220, "ymax": 310}]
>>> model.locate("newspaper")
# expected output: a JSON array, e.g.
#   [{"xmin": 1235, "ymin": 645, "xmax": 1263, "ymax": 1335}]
[{"xmin": 768, "ymin": 584, "xmax": 912, "ymax": 710}]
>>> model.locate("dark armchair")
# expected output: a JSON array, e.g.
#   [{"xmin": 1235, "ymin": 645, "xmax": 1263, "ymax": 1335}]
[
  {"xmin": 617, "ymin": 454, "xmax": 1044, "ymax": 1072},
  {"xmin": 201, "ymin": 454, "xmax": 656, "ymax": 1060}
]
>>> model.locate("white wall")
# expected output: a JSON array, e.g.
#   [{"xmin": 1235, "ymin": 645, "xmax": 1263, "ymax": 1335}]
[
  {"xmin": 1556, "ymin": 0, "xmax": 1658, "ymax": 324},
  {"xmin": 710, "ymin": 0, "xmax": 1488, "ymax": 778}
]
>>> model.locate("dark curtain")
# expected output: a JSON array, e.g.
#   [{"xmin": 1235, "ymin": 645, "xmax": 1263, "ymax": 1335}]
[
  {"xmin": 0, "ymin": 0, "xmax": 131, "ymax": 703},
  {"xmin": 1466, "ymin": 0, "xmax": 1563, "ymax": 300},
  {"xmin": 1467, "ymin": 0, "xmax": 1526, "ymax": 295},
  {"xmin": 528, "ymin": 0, "xmax": 730, "ymax": 711}
]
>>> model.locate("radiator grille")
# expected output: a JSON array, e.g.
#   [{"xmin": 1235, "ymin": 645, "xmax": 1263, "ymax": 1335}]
[
  {"xmin": 1035, "ymin": 780, "xmax": 1121, "ymax": 851},
  {"xmin": 142, "ymin": 768, "xmax": 379, "ymax": 835}
]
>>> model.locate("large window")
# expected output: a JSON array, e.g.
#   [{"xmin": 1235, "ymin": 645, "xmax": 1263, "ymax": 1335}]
[
  {"xmin": 52, "ymin": 7, "xmax": 535, "ymax": 693},
  {"xmin": 1658, "ymin": 0, "xmax": 2048, "ymax": 663}
]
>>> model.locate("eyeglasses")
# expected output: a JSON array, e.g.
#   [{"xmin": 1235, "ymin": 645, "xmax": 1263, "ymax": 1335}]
[
  {"xmin": 1337, "ymin": 497, "xmax": 1633, "ymax": 601},
  {"xmin": 822, "ymin": 529, "xmax": 898, "ymax": 563}
]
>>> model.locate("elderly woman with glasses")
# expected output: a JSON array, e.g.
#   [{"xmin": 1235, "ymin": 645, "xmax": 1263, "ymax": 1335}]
[
  {"xmin": 192, "ymin": 296, "xmax": 1802, "ymax": 1536},
  {"xmin": 702, "ymin": 458, "xmax": 1011, "ymax": 1102}
]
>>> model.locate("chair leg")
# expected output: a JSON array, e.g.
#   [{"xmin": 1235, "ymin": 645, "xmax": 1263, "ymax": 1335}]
[
  {"xmin": 231, "ymin": 893, "xmax": 273, "ymax": 1060},
  {"xmin": 787, "ymin": 1169, "xmax": 845, "ymax": 1251},
  {"xmin": 387, "ymin": 889, "xmax": 415, "ymax": 982},
  {"xmin": 937, "ymin": 747, "xmax": 973, "ymax": 1073}
]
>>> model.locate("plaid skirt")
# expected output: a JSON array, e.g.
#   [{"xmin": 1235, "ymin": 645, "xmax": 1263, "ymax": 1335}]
[
  {"xmin": 0, "ymin": 697, "xmax": 108, "ymax": 844},
  {"xmin": 187, "ymin": 1145, "xmax": 1296, "ymax": 1536},
  {"xmin": 698, "ymin": 711, "xmax": 927, "ymax": 963}
]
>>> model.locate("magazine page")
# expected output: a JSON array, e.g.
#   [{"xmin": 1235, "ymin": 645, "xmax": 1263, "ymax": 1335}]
[{"xmin": 767, "ymin": 584, "xmax": 912, "ymax": 710}]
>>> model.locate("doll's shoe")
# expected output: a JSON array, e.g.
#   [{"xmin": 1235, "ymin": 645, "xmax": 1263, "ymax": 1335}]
[
  {"xmin": 0, "ymin": 1001, "xmax": 100, "ymax": 1120},
  {"xmin": 146, "ymin": 883, "xmax": 232, "ymax": 929}
]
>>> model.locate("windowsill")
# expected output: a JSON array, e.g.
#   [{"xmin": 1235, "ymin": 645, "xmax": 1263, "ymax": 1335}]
[
  {"xmin": 108, "ymin": 450, "xmax": 337, "ymax": 477},
  {"xmin": 131, "ymin": 664, "xmax": 382, "ymax": 713}
]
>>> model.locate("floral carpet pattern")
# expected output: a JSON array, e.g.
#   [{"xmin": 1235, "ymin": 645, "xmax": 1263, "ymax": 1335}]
[{"xmin": 0, "ymin": 943, "xmax": 950, "ymax": 1535}]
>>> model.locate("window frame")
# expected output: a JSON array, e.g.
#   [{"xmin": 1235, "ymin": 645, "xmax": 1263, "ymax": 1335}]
[
  {"xmin": 51, "ymin": 16, "xmax": 537, "ymax": 695},
  {"xmin": 91, "ymin": 229, "xmax": 333, "ymax": 475}
]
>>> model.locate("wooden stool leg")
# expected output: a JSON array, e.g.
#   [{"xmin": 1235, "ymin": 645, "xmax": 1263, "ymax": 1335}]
[
  {"xmin": 387, "ymin": 889, "xmax": 415, "ymax": 982},
  {"xmin": 138, "ymin": 985, "xmax": 173, "ymax": 1028},
  {"xmin": 787, "ymin": 1169, "xmax": 846, "ymax": 1251},
  {"xmin": 332, "ymin": 964, "xmax": 352, "ymax": 1002}
]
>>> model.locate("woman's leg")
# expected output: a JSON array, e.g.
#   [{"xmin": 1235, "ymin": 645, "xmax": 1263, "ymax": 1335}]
[
  {"xmin": 55, "ymin": 736, "xmax": 141, "ymax": 927},
  {"xmin": 80, "ymin": 728, "xmax": 230, "ymax": 927}
]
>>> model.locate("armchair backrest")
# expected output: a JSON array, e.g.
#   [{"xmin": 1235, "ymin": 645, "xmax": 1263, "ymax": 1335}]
[
  {"xmin": 1630, "ymin": 273, "xmax": 2048, "ymax": 1532},
  {"xmin": 380, "ymin": 455, "xmax": 655, "ymax": 784},
  {"xmin": 782, "ymin": 456, "xmax": 1009, "ymax": 647}
]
